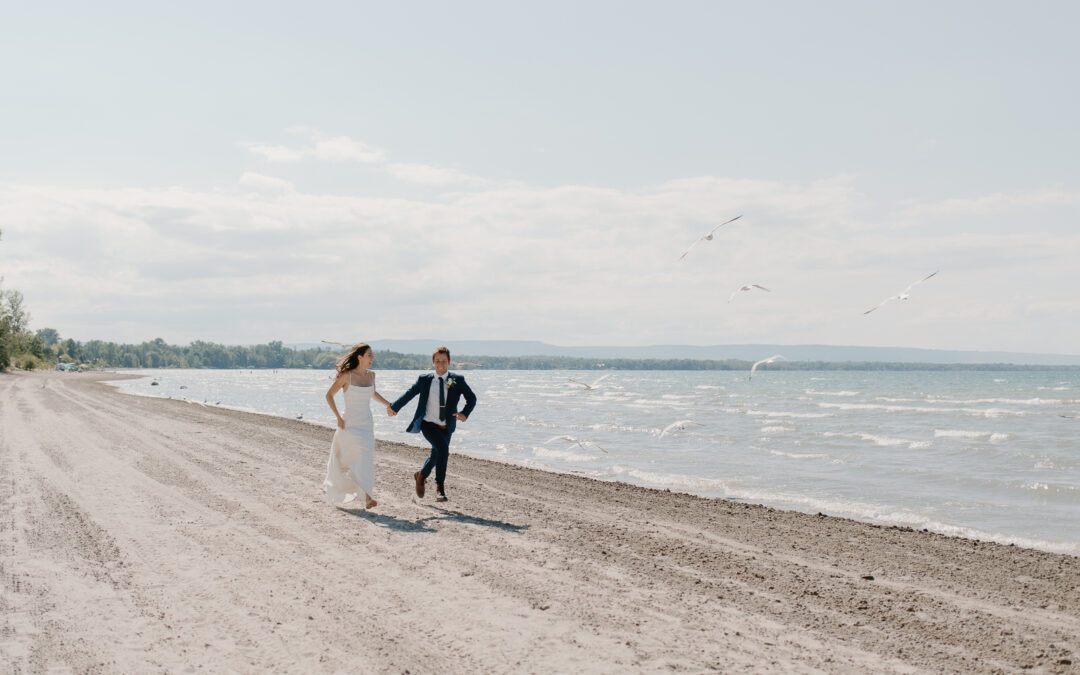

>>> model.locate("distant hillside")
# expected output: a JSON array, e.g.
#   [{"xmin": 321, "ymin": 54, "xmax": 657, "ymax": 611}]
[{"xmin": 286, "ymin": 340, "xmax": 1080, "ymax": 366}]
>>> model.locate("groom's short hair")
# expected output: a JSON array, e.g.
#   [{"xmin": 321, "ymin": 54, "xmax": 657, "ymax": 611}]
[{"xmin": 432, "ymin": 346, "xmax": 450, "ymax": 362}]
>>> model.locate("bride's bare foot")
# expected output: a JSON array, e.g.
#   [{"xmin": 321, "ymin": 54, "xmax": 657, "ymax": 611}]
[{"xmin": 365, "ymin": 497, "xmax": 377, "ymax": 509}]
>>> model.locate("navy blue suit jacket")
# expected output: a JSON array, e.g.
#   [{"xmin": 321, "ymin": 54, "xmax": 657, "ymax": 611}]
[{"xmin": 391, "ymin": 372, "xmax": 477, "ymax": 434}]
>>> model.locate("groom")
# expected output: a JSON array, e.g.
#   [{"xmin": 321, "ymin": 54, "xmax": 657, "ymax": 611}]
[{"xmin": 388, "ymin": 346, "xmax": 477, "ymax": 502}]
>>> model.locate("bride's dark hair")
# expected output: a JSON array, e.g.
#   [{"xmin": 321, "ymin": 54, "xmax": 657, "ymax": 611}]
[{"xmin": 335, "ymin": 342, "xmax": 371, "ymax": 374}]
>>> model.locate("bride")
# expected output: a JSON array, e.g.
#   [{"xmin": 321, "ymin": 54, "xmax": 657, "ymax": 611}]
[{"xmin": 323, "ymin": 342, "xmax": 391, "ymax": 509}]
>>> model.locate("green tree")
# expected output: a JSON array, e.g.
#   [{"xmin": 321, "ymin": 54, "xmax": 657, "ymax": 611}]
[
  {"xmin": 61, "ymin": 338, "xmax": 81, "ymax": 363},
  {"xmin": 36, "ymin": 327, "xmax": 60, "ymax": 346}
]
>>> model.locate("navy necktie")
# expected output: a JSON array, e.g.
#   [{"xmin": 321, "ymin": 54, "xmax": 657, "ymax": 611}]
[{"xmin": 438, "ymin": 376, "xmax": 446, "ymax": 420}]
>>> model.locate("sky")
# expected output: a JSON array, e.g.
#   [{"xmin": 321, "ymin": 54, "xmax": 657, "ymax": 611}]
[{"xmin": 2, "ymin": 1, "xmax": 1078, "ymax": 354}]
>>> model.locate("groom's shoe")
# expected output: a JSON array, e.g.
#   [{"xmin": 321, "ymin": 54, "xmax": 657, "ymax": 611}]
[
  {"xmin": 436, "ymin": 484, "xmax": 448, "ymax": 502},
  {"xmin": 414, "ymin": 471, "xmax": 426, "ymax": 498}
]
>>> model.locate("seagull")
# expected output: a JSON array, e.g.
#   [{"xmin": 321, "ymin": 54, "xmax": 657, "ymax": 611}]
[
  {"xmin": 749, "ymin": 354, "xmax": 787, "ymax": 381},
  {"xmin": 320, "ymin": 339, "xmax": 352, "ymax": 348},
  {"xmin": 569, "ymin": 374, "xmax": 610, "ymax": 390},
  {"xmin": 728, "ymin": 284, "xmax": 771, "ymax": 303},
  {"xmin": 864, "ymin": 271, "xmax": 938, "ymax": 314},
  {"xmin": 678, "ymin": 215, "xmax": 743, "ymax": 261},
  {"xmin": 544, "ymin": 435, "xmax": 608, "ymax": 453},
  {"xmin": 658, "ymin": 420, "xmax": 704, "ymax": 439}
]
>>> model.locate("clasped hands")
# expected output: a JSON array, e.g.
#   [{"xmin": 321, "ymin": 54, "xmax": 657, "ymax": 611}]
[{"xmin": 383, "ymin": 405, "xmax": 466, "ymax": 422}]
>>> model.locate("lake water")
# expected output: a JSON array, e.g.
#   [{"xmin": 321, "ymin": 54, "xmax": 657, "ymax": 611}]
[{"xmin": 106, "ymin": 368, "xmax": 1080, "ymax": 555}]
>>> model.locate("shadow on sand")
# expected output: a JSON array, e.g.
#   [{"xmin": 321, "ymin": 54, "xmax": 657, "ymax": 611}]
[{"xmin": 341, "ymin": 504, "xmax": 529, "ymax": 534}]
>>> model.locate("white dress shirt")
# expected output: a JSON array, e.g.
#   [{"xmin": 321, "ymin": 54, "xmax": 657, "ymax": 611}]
[{"xmin": 423, "ymin": 372, "xmax": 449, "ymax": 424}]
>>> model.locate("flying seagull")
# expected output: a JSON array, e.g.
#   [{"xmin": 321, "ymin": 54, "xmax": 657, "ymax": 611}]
[
  {"xmin": 678, "ymin": 215, "xmax": 743, "ymax": 261},
  {"xmin": 658, "ymin": 420, "xmax": 704, "ymax": 439},
  {"xmin": 544, "ymin": 435, "xmax": 608, "ymax": 453},
  {"xmin": 728, "ymin": 283, "xmax": 771, "ymax": 303},
  {"xmin": 749, "ymin": 354, "xmax": 787, "ymax": 381},
  {"xmin": 864, "ymin": 271, "xmax": 939, "ymax": 314},
  {"xmin": 569, "ymin": 374, "xmax": 610, "ymax": 390},
  {"xmin": 321, "ymin": 339, "xmax": 352, "ymax": 348}
]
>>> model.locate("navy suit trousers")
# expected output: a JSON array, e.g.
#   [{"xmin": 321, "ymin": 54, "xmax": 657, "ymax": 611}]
[{"xmin": 420, "ymin": 421, "xmax": 452, "ymax": 487}]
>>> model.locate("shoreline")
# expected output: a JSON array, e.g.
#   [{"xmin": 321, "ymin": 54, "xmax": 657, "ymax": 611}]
[
  {"xmin": 3, "ymin": 370, "xmax": 1078, "ymax": 672},
  {"xmin": 102, "ymin": 369, "xmax": 1080, "ymax": 557}
]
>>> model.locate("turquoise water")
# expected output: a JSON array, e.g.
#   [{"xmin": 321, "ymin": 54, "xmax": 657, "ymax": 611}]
[{"xmin": 107, "ymin": 368, "xmax": 1080, "ymax": 555}]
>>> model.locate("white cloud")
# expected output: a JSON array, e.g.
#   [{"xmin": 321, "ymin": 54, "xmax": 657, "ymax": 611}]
[
  {"xmin": 243, "ymin": 129, "xmax": 489, "ymax": 185},
  {"xmin": 894, "ymin": 187, "xmax": 1080, "ymax": 224},
  {"xmin": 387, "ymin": 162, "xmax": 489, "ymax": 186},
  {"xmin": 1, "ymin": 176, "xmax": 1078, "ymax": 352},
  {"xmin": 242, "ymin": 131, "xmax": 384, "ymax": 164},
  {"xmin": 239, "ymin": 172, "xmax": 295, "ymax": 194},
  {"xmin": 244, "ymin": 144, "xmax": 307, "ymax": 163},
  {"xmin": 311, "ymin": 136, "xmax": 385, "ymax": 163}
]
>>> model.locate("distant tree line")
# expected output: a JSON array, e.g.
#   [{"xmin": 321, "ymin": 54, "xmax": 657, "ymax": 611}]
[{"xmin": 14, "ymin": 333, "xmax": 1077, "ymax": 372}]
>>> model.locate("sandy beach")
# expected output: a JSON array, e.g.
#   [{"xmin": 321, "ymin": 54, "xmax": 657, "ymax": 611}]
[{"xmin": 1, "ymin": 371, "xmax": 1078, "ymax": 673}]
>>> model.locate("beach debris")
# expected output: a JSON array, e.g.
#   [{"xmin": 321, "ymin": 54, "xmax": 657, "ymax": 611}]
[
  {"xmin": 864, "ymin": 270, "xmax": 938, "ymax": 314},
  {"xmin": 749, "ymin": 354, "xmax": 787, "ymax": 381},
  {"xmin": 728, "ymin": 284, "xmax": 771, "ymax": 303},
  {"xmin": 150, "ymin": 381, "xmax": 159, "ymax": 386},
  {"xmin": 678, "ymin": 215, "xmax": 742, "ymax": 261},
  {"xmin": 658, "ymin": 420, "xmax": 704, "ymax": 439},
  {"xmin": 568, "ymin": 374, "xmax": 610, "ymax": 390}
]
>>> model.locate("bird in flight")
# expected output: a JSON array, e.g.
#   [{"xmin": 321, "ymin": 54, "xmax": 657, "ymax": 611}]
[
  {"xmin": 728, "ymin": 283, "xmax": 771, "ymax": 303},
  {"xmin": 658, "ymin": 420, "xmax": 704, "ymax": 439},
  {"xmin": 864, "ymin": 271, "xmax": 939, "ymax": 314},
  {"xmin": 544, "ymin": 435, "xmax": 608, "ymax": 453},
  {"xmin": 569, "ymin": 374, "xmax": 610, "ymax": 390},
  {"xmin": 749, "ymin": 354, "xmax": 787, "ymax": 380},
  {"xmin": 678, "ymin": 215, "xmax": 743, "ymax": 261}
]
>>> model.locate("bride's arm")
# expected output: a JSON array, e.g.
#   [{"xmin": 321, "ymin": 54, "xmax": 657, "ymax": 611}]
[{"xmin": 325, "ymin": 371, "xmax": 348, "ymax": 429}]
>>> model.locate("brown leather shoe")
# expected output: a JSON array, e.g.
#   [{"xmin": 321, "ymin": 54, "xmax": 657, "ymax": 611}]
[{"xmin": 414, "ymin": 471, "xmax": 425, "ymax": 498}]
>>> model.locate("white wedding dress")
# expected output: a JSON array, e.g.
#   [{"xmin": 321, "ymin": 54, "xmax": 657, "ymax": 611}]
[{"xmin": 323, "ymin": 374, "xmax": 375, "ymax": 506}]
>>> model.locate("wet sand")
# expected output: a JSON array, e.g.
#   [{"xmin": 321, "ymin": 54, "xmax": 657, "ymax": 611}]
[{"xmin": 2, "ymin": 370, "xmax": 1078, "ymax": 673}]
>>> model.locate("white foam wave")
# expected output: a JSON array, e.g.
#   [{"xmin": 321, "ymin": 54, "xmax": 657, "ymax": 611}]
[
  {"xmin": 720, "ymin": 488, "xmax": 1080, "ymax": 555},
  {"xmin": 934, "ymin": 429, "xmax": 1012, "ymax": 444},
  {"xmin": 818, "ymin": 401, "xmax": 1029, "ymax": 418},
  {"xmin": 747, "ymin": 410, "xmax": 834, "ymax": 419},
  {"xmin": 823, "ymin": 431, "xmax": 929, "ymax": 449},
  {"xmin": 805, "ymin": 389, "xmax": 861, "ymax": 397},
  {"xmin": 768, "ymin": 449, "xmax": 828, "ymax": 460},
  {"xmin": 949, "ymin": 397, "xmax": 1074, "ymax": 406},
  {"xmin": 533, "ymin": 446, "xmax": 595, "ymax": 463},
  {"xmin": 608, "ymin": 465, "xmax": 728, "ymax": 492},
  {"xmin": 588, "ymin": 422, "xmax": 650, "ymax": 434},
  {"xmin": 760, "ymin": 425, "xmax": 794, "ymax": 434}
]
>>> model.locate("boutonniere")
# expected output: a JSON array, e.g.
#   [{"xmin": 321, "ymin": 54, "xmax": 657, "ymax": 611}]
[{"xmin": 446, "ymin": 377, "xmax": 457, "ymax": 389}]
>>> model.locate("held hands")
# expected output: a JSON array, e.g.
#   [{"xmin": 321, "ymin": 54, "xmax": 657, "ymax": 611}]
[{"xmin": 386, "ymin": 404, "xmax": 397, "ymax": 417}]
